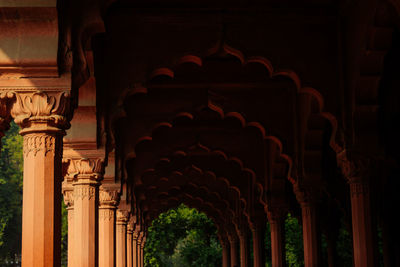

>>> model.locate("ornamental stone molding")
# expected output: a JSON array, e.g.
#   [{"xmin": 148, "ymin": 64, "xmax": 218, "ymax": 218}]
[
  {"xmin": 23, "ymin": 134, "xmax": 56, "ymax": 157},
  {"xmin": 99, "ymin": 209, "xmax": 115, "ymax": 221},
  {"xmin": 9, "ymin": 91, "xmax": 71, "ymax": 134},
  {"xmin": 74, "ymin": 186, "xmax": 96, "ymax": 200},
  {"xmin": 65, "ymin": 158, "xmax": 105, "ymax": 181},
  {"xmin": 337, "ymin": 150, "xmax": 373, "ymax": 185}
]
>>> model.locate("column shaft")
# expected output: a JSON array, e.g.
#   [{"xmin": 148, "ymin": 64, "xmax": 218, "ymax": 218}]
[
  {"xmin": 301, "ymin": 203, "xmax": 320, "ymax": 267},
  {"xmin": 239, "ymin": 230, "xmax": 250, "ymax": 267},
  {"xmin": 73, "ymin": 181, "xmax": 98, "ymax": 267},
  {"xmin": 21, "ymin": 132, "xmax": 63, "ymax": 267},
  {"xmin": 132, "ymin": 233, "xmax": 138, "ymax": 267},
  {"xmin": 350, "ymin": 181, "xmax": 375, "ymax": 267},
  {"xmin": 270, "ymin": 219, "xmax": 285, "ymax": 267},
  {"xmin": 127, "ymin": 229, "xmax": 133, "ymax": 267},
  {"xmin": 222, "ymin": 242, "xmax": 230, "ymax": 267},
  {"xmin": 99, "ymin": 208, "xmax": 116, "ymax": 267},
  {"xmin": 252, "ymin": 223, "xmax": 266, "ymax": 267},
  {"xmin": 116, "ymin": 211, "xmax": 128, "ymax": 267},
  {"xmin": 67, "ymin": 207, "xmax": 74, "ymax": 267},
  {"xmin": 229, "ymin": 238, "xmax": 238, "ymax": 267}
]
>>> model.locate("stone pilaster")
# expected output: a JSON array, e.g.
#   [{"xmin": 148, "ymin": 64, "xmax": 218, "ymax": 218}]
[
  {"xmin": 99, "ymin": 186, "xmax": 120, "ymax": 267},
  {"xmin": 66, "ymin": 157, "xmax": 104, "ymax": 267},
  {"xmin": 116, "ymin": 210, "xmax": 129, "ymax": 267},
  {"xmin": 9, "ymin": 91, "xmax": 71, "ymax": 267}
]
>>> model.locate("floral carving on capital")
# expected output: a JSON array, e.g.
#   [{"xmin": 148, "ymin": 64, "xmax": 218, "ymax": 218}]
[
  {"xmin": 74, "ymin": 186, "xmax": 96, "ymax": 200},
  {"xmin": 116, "ymin": 210, "xmax": 129, "ymax": 224},
  {"xmin": 23, "ymin": 134, "xmax": 56, "ymax": 156},
  {"xmin": 99, "ymin": 187, "xmax": 120, "ymax": 207},
  {"xmin": 10, "ymin": 91, "xmax": 71, "ymax": 132},
  {"xmin": 66, "ymin": 158, "xmax": 104, "ymax": 181}
]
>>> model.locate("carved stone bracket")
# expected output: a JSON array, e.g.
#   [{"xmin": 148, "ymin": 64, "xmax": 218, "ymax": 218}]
[{"xmin": 293, "ymin": 183, "xmax": 319, "ymax": 208}]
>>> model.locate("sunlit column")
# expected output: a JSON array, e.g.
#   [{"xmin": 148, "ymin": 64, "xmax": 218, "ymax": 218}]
[
  {"xmin": 66, "ymin": 158, "xmax": 103, "ymax": 267},
  {"xmin": 9, "ymin": 91, "xmax": 71, "ymax": 267},
  {"xmin": 127, "ymin": 221, "xmax": 134, "ymax": 267},
  {"xmin": 116, "ymin": 210, "xmax": 129, "ymax": 267},
  {"xmin": 62, "ymin": 184, "xmax": 74, "ymax": 267},
  {"xmin": 99, "ymin": 186, "xmax": 120, "ymax": 267},
  {"xmin": 132, "ymin": 227, "xmax": 139, "ymax": 267}
]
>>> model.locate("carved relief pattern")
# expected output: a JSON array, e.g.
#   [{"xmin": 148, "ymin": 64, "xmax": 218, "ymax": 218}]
[
  {"xmin": 99, "ymin": 188, "xmax": 120, "ymax": 207},
  {"xmin": 74, "ymin": 186, "xmax": 96, "ymax": 200},
  {"xmin": 66, "ymin": 158, "xmax": 104, "ymax": 180},
  {"xmin": 11, "ymin": 91, "xmax": 71, "ymax": 130},
  {"xmin": 116, "ymin": 210, "xmax": 129, "ymax": 224},
  {"xmin": 350, "ymin": 182, "xmax": 369, "ymax": 198},
  {"xmin": 23, "ymin": 134, "xmax": 55, "ymax": 156},
  {"xmin": 99, "ymin": 209, "xmax": 115, "ymax": 221},
  {"xmin": 337, "ymin": 150, "xmax": 371, "ymax": 185},
  {"xmin": 63, "ymin": 190, "xmax": 74, "ymax": 207}
]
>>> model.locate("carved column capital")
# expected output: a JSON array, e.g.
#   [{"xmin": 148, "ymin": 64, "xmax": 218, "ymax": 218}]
[
  {"xmin": 99, "ymin": 186, "xmax": 120, "ymax": 208},
  {"xmin": 266, "ymin": 206, "xmax": 287, "ymax": 223},
  {"xmin": 337, "ymin": 150, "xmax": 372, "ymax": 185},
  {"xmin": 116, "ymin": 210, "xmax": 129, "ymax": 224},
  {"xmin": 293, "ymin": 183, "xmax": 319, "ymax": 208},
  {"xmin": 9, "ymin": 91, "xmax": 71, "ymax": 134},
  {"xmin": 66, "ymin": 158, "xmax": 105, "ymax": 182},
  {"xmin": 62, "ymin": 185, "xmax": 74, "ymax": 209}
]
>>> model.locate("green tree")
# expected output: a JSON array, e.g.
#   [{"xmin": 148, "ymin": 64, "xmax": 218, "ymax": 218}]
[
  {"xmin": 0, "ymin": 122, "xmax": 23, "ymax": 264},
  {"xmin": 144, "ymin": 204, "xmax": 221, "ymax": 267}
]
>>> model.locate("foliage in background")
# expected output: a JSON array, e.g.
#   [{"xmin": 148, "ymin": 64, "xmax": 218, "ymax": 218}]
[
  {"xmin": 0, "ymin": 122, "xmax": 68, "ymax": 265},
  {"xmin": 0, "ymin": 122, "xmax": 23, "ymax": 264},
  {"xmin": 144, "ymin": 204, "xmax": 221, "ymax": 267}
]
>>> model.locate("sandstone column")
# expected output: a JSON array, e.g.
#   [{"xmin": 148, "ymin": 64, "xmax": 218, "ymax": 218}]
[
  {"xmin": 127, "ymin": 222, "xmax": 134, "ymax": 267},
  {"xmin": 116, "ymin": 210, "xmax": 129, "ymax": 267},
  {"xmin": 228, "ymin": 234, "xmax": 239, "ymax": 267},
  {"xmin": 251, "ymin": 220, "xmax": 266, "ymax": 267},
  {"xmin": 99, "ymin": 186, "xmax": 120, "ymax": 267},
  {"xmin": 219, "ymin": 235, "xmax": 230, "ymax": 267},
  {"xmin": 62, "ymin": 184, "xmax": 74, "ymax": 267},
  {"xmin": 140, "ymin": 235, "xmax": 146, "ymax": 267},
  {"xmin": 10, "ymin": 91, "xmax": 71, "ymax": 267},
  {"xmin": 238, "ymin": 228, "xmax": 250, "ymax": 267},
  {"xmin": 268, "ymin": 210, "xmax": 286, "ymax": 267},
  {"xmin": 66, "ymin": 158, "xmax": 103, "ymax": 267},
  {"xmin": 294, "ymin": 186, "xmax": 320, "ymax": 267},
  {"xmin": 348, "ymin": 177, "xmax": 375, "ymax": 267},
  {"xmin": 132, "ymin": 227, "xmax": 139, "ymax": 267}
]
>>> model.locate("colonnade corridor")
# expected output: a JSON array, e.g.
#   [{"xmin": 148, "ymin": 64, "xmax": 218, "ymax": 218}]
[{"xmin": 1, "ymin": 0, "xmax": 400, "ymax": 266}]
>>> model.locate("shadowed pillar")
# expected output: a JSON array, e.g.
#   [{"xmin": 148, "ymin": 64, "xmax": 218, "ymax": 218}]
[
  {"xmin": 348, "ymin": 177, "xmax": 375, "ymax": 267},
  {"xmin": 219, "ymin": 234, "xmax": 230, "ymax": 267},
  {"xmin": 66, "ymin": 158, "xmax": 103, "ymax": 267},
  {"xmin": 250, "ymin": 213, "xmax": 267, "ymax": 267},
  {"xmin": 9, "ymin": 91, "xmax": 71, "ymax": 267},
  {"xmin": 228, "ymin": 233, "xmax": 239, "ymax": 267},
  {"xmin": 294, "ymin": 185, "xmax": 320, "ymax": 267},
  {"xmin": 116, "ymin": 210, "xmax": 129, "ymax": 267},
  {"xmin": 238, "ymin": 226, "xmax": 250, "ymax": 267},
  {"xmin": 268, "ymin": 209, "xmax": 287, "ymax": 267},
  {"xmin": 99, "ymin": 186, "xmax": 120, "ymax": 267},
  {"xmin": 140, "ymin": 235, "xmax": 146, "ymax": 267},
  {"xmin": 62, "ymin": 184, "xmax": 74, "ymax": 267}
]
